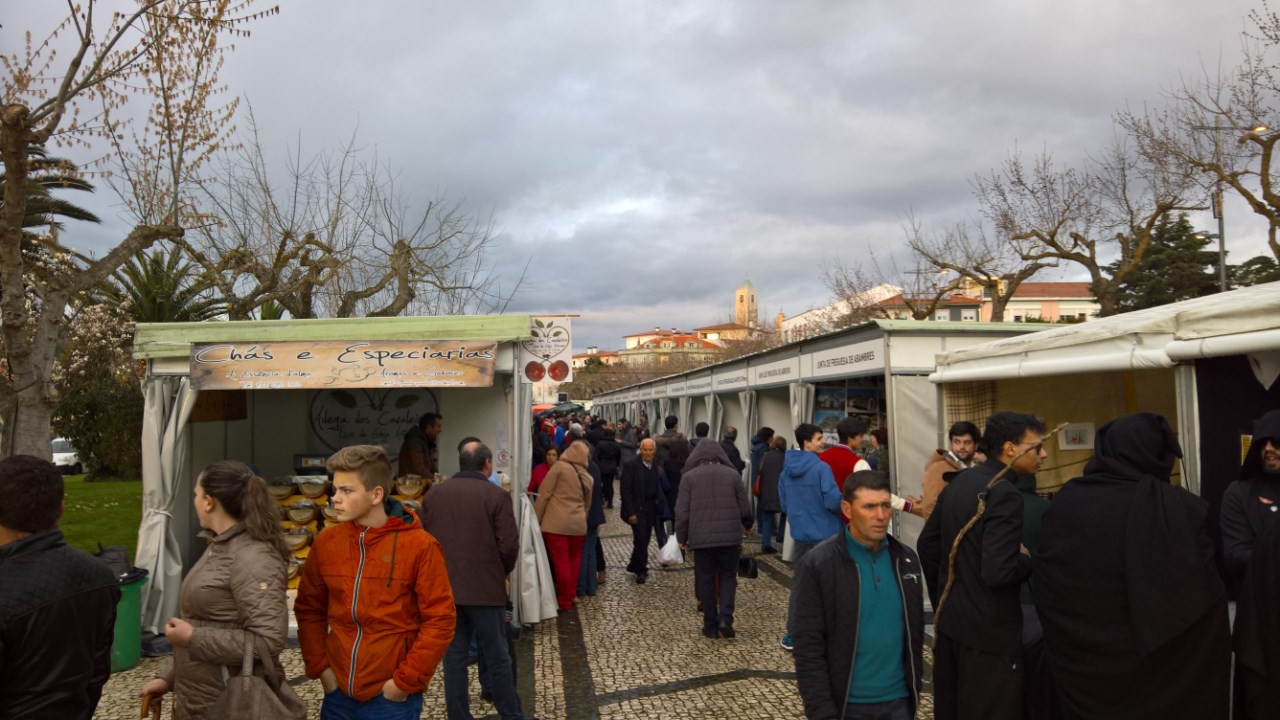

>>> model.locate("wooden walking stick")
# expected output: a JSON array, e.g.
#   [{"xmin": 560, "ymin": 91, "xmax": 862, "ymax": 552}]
[{"xmin": 932, "ymin": 422, "xmax": 1068, "ymax": 632}]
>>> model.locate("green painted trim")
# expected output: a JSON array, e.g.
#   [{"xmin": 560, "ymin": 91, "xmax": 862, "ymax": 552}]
[{"xmin": 133, "ymin": 314, "xmax": 533, "ymax": 359}]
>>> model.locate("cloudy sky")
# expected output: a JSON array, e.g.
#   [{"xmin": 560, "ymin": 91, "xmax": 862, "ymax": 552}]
[{"xmin": 9, "ymin": 0, "xmax": 1273, "ymax": 350}]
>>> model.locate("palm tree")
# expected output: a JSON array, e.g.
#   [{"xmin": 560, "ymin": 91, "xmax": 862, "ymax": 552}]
[
  {"xmin": 106, "ymin": 246, "xmax": 224, "ymax": 323},
  {"xmin": 0, "ymin": 145, "xmax": 101, "ymax": 234}
]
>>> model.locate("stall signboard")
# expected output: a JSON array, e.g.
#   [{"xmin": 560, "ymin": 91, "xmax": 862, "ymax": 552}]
[
  {"xmin": 808, "ymin": 339, "xmax": 884, "ymax": 380},
  {"xmin": 519, "ymin": 316, "xmax": 574, "ymax": 383},
  {"xmin": 190, "ymin": 340, "xmax": 497, "ymax": 390},
  {"xmin": 752, "ymin": 356, "xmax": 800, "ymax": 387},
  {"xmin": 714, "ymin": 366, "xmax": 749, "ymax": 391},
  {"xmin": 666, "ymin": 379, "xmax": 687, "ymax": 397},
  {"xmin": 686, "ymin": 375, "xmax": 713, "ymax": 394}
]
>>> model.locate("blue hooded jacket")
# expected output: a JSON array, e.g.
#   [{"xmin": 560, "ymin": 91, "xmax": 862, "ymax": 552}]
[{"xmin": 777, "ymin": 448, "xmax": 844, "ymax": 544}]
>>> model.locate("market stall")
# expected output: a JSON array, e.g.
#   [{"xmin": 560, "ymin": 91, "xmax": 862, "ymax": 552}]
[{"xmin": 132, "ymin": 314, "xmax": 563, "ymax": 636}]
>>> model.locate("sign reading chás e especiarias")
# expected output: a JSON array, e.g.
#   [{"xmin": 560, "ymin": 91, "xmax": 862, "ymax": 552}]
[{"xmin": 190, "ymin": 341, "xmax": 497, "ymax": 390}]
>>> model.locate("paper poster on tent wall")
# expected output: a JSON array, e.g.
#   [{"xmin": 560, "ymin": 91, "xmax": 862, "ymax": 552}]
[{"xmin": 1058, "ymin": 423, "xmax": 1095, "ymax": 451}]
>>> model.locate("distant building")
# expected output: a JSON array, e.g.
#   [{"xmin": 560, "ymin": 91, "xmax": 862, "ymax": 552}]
[
  {"xmin": 694, "ymin": 321, "xmax": 766, "ymax": 344},
  {"xmin": 734, "ymin": 278, "xmax": 760, "ymax": 328},
  {"xmin": 616, "ymin": 333, "xmax": 723, "ymax": 366},
  {"xmin": 874, "ymin": 293, "xmax": 984, "ymax": 322},
  {"xmin": 571, "ymin": 347, "xmax": 622, "ymax": 370},
  {"xmin": 983, "ymin": 281, "xmax": 1099, "ymax": 322},
  {"xmin": 622, "ymin": 327, "xmax": 692, "ymax": 350}
]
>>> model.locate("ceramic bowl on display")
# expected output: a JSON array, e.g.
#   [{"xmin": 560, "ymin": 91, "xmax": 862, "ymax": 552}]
[
  {"xmin": 321, "ymin": 503, "xmax": 339, "ymax": 522},
  {"xmin": 286, "ymin": 558, "xmax": 305, "ymax": 581},
  {"xmin": 284, "ymin": 528, "xmax": 314, "ymax": 551},
  {"xmin": 297, "ymin": 478, "xmax": 330, "ymax": 499},
  {"xmin": 395, "ymin": 475, "xmax": 425, "ymax": 498},
  {"xmin": 267, "ymin": 482, "xmax": 297, "ymax": 500},
  {"xmin": 286, "ymin": 499, "xmax": 319, "ymax": 524}
]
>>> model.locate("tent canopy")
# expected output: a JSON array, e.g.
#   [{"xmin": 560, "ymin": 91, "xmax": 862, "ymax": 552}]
[{"xmin": 931, "ymin": 282, "xmax": 1280, "ymax": 382}]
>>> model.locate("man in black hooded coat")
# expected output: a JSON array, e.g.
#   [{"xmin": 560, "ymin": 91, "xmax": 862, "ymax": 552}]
[
  {"xmin": 1033, "ymin": 412, "xmax": 1230, "ymax": 720},
  {"xmin": 1223, "ymin": 409, "xmax": 1280, "ymax": 719}
]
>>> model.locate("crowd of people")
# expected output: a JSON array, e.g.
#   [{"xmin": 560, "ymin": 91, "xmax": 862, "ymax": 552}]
[{"xmin": 4, "ymin": 406, "xmax": 1278, "ymax": 720}]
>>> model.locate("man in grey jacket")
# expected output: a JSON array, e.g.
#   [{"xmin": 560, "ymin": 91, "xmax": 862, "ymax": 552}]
[{"xmin": 675, "ymin": 440, "xmax": 753, "ymax": 639}]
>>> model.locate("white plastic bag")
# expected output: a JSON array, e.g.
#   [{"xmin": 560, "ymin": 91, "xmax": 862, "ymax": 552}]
[{"xmin": 658, "ymin": 535, "xmax": 683, "ymax": 566}]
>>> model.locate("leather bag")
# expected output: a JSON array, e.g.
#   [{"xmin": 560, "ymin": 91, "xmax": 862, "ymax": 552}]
[
  {"xmin": 737, "ymin": 550, "xmax": 759, "ymax": 579},
  {"xmin": 207, "ymin": 631, "xmax": 306, "ymax": 720}
]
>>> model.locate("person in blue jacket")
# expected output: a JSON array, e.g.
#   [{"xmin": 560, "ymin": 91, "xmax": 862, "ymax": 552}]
[{"xmin": 777, "ymin": 422, "xmax": 844, "ymax": 651}]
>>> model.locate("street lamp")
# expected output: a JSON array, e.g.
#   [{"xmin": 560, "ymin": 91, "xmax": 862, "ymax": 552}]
[
  {"xmin": 1186, "ymin": 123, "xmax": 1268, "ymax": 293},
  {"xmin": 1192, "ymin": 229, "xmax": 1227, "ymax": 292}
]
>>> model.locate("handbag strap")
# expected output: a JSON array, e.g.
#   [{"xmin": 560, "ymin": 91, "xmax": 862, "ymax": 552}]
[{"xmin": 238, "ymin": 630, "xmax": 285, "ymax": 688}]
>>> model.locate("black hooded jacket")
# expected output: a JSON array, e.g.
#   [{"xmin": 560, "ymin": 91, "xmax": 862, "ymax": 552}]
[
  {"xmin": 1227, "ymin": 409, "xmax": 1280, "ymax": 720},
  {"xmin": 1221, "ymin": 409, "xmax": 1280, "ymax": 587},
  {"xmin": 1033, "ymin": 413, "xmax": 1230, "ymax": 720}
]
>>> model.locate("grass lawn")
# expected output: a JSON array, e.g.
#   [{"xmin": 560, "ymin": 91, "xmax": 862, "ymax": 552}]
[{"xmin": 60, "ymin": 474, "xmax": 144, "ymax": 563}]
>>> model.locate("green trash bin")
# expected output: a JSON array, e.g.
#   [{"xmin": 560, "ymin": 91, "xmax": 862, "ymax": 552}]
[{"xmin": 111, "ymin": 571, "xmax": 149, "ymax": 673}]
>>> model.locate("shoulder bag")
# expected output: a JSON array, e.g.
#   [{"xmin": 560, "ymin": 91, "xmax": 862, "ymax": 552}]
[{"xmin": 207, "ymin": 630, "xmax": 306, "ymax": 720}]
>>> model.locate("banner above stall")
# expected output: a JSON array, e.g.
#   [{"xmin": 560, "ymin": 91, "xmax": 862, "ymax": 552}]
[{"xmin": 189, "ymin": 340, "xmax": 498, "ymax": 390}]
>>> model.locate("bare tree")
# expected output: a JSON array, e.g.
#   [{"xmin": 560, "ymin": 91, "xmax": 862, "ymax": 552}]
[
  {"xmin": 0, "ymin": 0, "xmax": 274, "ymax": 457},
  {"xmin": 974, "ymin": 140, "xmax": 1201, "ymax": 317},
  {"xmin": 182, "ymin": 120, "xmax": 521, "ymax": 320},
  {"xmin": 906, "ymin": 213, "xmax": 1056, "ymax": 322},
  {"xmin": 1120, "ymin": 8, "xmax": 1280, "ymax": 261},
  {"xmin": 822, "ymin": 237, "xmax": 964, "ymax": 325}
]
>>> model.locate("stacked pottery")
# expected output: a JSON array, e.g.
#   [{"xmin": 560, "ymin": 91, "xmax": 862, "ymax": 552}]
[
  {"xmin": 271, "ymin": 477, "xmax": 329, "ymax": 590},
  {"xmin": 393, "ymin": 474, "xmax": 427, "ymax": 519}
]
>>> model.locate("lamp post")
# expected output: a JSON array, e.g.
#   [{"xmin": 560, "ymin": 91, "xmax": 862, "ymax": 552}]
[
  {"xmin": 1186, "ymin": 124, "xmax": 1267, "ymax": 293},
  {"xmin": 1193, "ymin": 228, "xmax": 1226, "ymax": 292}
]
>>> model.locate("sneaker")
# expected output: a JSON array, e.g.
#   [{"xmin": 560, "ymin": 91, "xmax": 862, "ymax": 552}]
[
  {"xmin": 718, "ymin": 622, "xmax": 735, "ymax": 639},
  {"xmin": 780, "ymin": 635, "xmax": 794, "ymax": 651},
  {"xmin": 636, "ymin": 572, "xmax": 648, "ymax": 585},
  {"xmin": 700, "ymin": 627, "xmax": 719, "ymax": 639}
]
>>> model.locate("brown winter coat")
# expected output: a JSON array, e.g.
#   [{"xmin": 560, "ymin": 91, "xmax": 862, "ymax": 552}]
[
  {"xmin": 422, "ymin": 471, "xmax": 520, "ymax": 606},
  {"xmin": 534, "ymin": 441, "xmax": 592, "ymax": 536},
  {"xmin": 157, "ymin": 524, "xmax": 289, "ymax": 720}
]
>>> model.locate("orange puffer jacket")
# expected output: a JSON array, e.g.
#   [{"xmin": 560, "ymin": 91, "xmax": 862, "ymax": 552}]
[{"xmin": 295, "ymin": 500, "xmax": 455, "ymax": 701}]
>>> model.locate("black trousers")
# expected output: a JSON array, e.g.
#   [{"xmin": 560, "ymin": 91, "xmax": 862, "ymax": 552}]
[
  {"xmin": 627, "ymin": 500, "xmax": 666, "ymax": 574},
  {"xmin": 694, "ymin": 546, "xmax": 739, "ymax": 630},
  {"xmin": 601, "ymin": 471, "xmax": 616, "ymax": 505},
  {"xmin": 933, "ymin": 633, "xmax": 1023, "ymax": 720}
]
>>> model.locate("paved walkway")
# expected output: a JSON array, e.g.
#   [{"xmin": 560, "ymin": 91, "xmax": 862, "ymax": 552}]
[{"xmin": 93, "ymin": 502, "xmax": 935, "ymax": 719}]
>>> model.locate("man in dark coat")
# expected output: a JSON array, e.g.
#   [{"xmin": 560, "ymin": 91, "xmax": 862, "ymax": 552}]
[
  {"xmin": 398, "ymin": 412, "xmax": 442, "ymax": 478},
  {"xmin": 0, "ymin": 455, "xmax": 120, "ymax": 720},
  {"xmin": 1034, "ymin": 413, "xmax": 1229, "ymax": 720},
  {"xmin": 917, "ymin": 411, "xmax": 1044, "ymax": 720},
  {"xmin": 595, "ymin": 427, "xmax": 622, "ymax": 509},
  {"xmin": 675, "ymin": 440, "xmax": 753, "ymax": 638},
  {"xmin": 793, "ymin": 470, "xmax": 924, "ymax": 720},
  {"xmin": 421, "ymin": 441, "xmax": 525, "ymax": 720},
  {"xmin": 720, "ymin": 426, "xmax": 746, "ymax": 474},
  {"xmin": 1224, "ymin": 409, "xmax": 1280, "ymax": 719},
  {"xmin": 655, "ymin": 415, "xmax": 691, "ymax": 529},
  {"xmin": 620, "ymin": 438, "xmax": 670, "ymax": 584}
]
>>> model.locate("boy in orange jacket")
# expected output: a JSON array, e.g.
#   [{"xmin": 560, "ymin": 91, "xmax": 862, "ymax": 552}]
[{"xmin": 296, "ymin": 445, "xmax": 455, "ymax": 719}]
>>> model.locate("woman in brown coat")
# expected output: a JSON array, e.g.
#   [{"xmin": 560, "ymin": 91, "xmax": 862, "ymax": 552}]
[
  {"xmin": 138, "ymin": 461, "xmax": 294, "ymax": 719},
  {"xmin": 534, "ymin": 440, "xmax": 592, "ymax": 610}
]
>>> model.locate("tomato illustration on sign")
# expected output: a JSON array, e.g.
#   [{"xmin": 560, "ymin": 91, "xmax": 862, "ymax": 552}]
[
  {"xmin": 524, "ymin": 361, "xmax": 546, "ymax": 382},
  {"xmin": 548, "ymin": 360, "xmax": 570, "ymax": 381}
]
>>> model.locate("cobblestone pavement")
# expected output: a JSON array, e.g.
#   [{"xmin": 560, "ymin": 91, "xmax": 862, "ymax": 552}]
[{"xmin": 93, "ymin": 500, "xmax": 934, "ymax": 719}]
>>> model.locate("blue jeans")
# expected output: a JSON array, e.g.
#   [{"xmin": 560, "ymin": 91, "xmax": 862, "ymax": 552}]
[
  {"xmin": 445, "ymin": 605, "xmax": 523, "ymax": 719},
  {"xmin": 756, "ymin": 508, "xmax": 775, "ymax": 549},
  {"xmin": 321, "ymin": 688, "xmax": 423, "ymax": 720},
  {"xmin": 578, "ymin": 526, "xmax": 600, "ymax": 596}
]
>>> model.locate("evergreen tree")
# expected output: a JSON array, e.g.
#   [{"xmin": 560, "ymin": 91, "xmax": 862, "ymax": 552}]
[{"xmin": 1109, "ymin": 214, "xmax": 1218, "ymax": 311}]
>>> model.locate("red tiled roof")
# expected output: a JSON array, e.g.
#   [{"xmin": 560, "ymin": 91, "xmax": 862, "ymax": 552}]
[
  {"xmin": 572, "ymin": 350, "xmax": 619, "ymax": 358},
  {"xmin": 876, "ymin": 293, "xmax": 983, "ymax": 308},
  {"xmin": 1012, "ymin": 282, "xmax": 1094, "ymax": 299},
  {"xmin": 633, "ymin": 334, "xmax": 721, "ymax": 349},
  {"xmin": 694, "ymin": 322, "xmax": 752, "ymax": 332},
  {"xmin": 622, "ymin": 328, "xmax": 690, "ymax": 338}
]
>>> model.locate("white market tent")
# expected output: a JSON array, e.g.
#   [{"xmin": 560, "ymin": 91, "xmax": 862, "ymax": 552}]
[
  {"xmin": 131, "ymin": 315, "xmax": 559, "ymax": 636},
  {"xmin": 929, "ymin": 281, "xmax": 1280, "ymax": 535}
]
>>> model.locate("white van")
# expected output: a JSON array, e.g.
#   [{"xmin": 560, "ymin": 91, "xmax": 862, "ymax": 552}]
[{"xmin": 52, "ymin": 437, "xmax": 82, "ymax": 475}]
